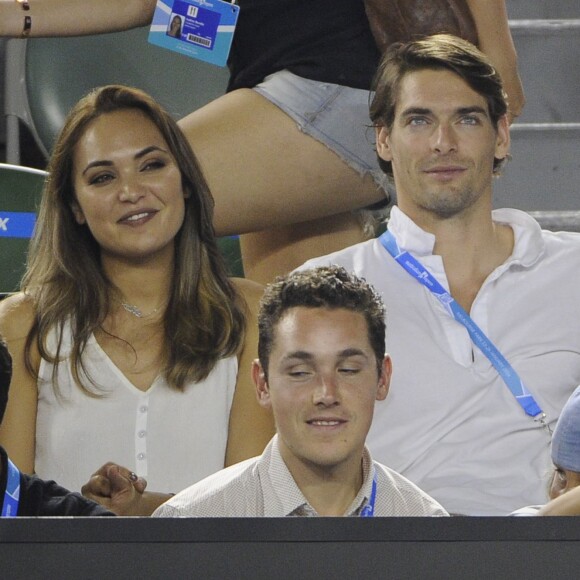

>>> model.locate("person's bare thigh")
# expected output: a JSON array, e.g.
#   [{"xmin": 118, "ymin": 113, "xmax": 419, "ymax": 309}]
[{"xmin": 178, "ymin": 89, "xmax": 384, "ymax": 236}]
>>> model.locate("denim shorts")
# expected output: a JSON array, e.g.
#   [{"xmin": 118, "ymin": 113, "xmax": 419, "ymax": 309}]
[{"xmin": 253, "ymin": 70, "xmax": 390, "ymax": 196}]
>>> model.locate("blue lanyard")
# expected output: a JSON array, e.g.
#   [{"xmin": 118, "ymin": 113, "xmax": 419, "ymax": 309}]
[
  {"xmin": 1, "ymin": 458, "xmax": 21, "ymax": 517},
  {"xmin": 359, "ymin": 471, "xmax": 377, "ymax": 517},
  {"xmin": 379, "ymin": 230, "xmax": 549, "ymax": 429}
]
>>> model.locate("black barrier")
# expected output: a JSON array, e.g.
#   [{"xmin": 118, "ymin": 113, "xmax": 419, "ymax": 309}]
[{"xmin": 2, "ymin": 516, "xmax": 580, "ymax": 579}]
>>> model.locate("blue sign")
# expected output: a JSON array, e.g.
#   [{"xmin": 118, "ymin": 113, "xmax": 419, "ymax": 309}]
[{"xmin": 0, "ymin": 212, "xmax": 36, "ymax": 238}]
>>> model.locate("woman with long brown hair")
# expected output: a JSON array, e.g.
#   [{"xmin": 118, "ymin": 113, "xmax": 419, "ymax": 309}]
[{"xmin": 0, "ymin": 85, "xmax": 274, "ymax": 513}]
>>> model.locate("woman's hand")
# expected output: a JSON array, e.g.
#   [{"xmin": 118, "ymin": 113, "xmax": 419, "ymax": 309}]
[{"xmin": 81, "ymin": 461, "xmax": 172, "ymax": 516}]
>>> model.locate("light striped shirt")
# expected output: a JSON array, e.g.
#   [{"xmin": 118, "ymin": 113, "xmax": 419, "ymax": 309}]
[{"xmin": 153, "ymin": 435, "xmax": 448, "ymax": 517}]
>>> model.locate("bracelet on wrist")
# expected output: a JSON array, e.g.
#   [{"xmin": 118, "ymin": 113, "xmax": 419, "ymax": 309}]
[{"xmin": 16, "ymin": 0, "xmax": 31, "ymax": 38}]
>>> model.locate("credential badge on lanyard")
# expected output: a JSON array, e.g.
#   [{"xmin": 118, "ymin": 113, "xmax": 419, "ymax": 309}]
[
  {"xmin": 379, "ymin": 229, "xmax": 551, "ymax": 439},
  {"xmin": 1, "ymin": 458, "xmax": 20, "ymax": 517},
  {"xmin": 359, "ymin": 470, "xmax": 378, "ymax": 517},
  {"xmin": 148, "ymin": 0, "xmax": 239, "ymax": 66}
]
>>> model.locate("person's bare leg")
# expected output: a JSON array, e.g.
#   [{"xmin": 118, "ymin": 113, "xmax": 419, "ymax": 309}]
[
  {"xmin": 179, "ymin": 89, "xmax": 385, "ymax": 282},
  {"xmin": 240, "ymin": 211, "xmax": 369, "ymax": 285},
  {"xmin": 178, "ymin": 89, "xmax": 384, "ymax": 236}
]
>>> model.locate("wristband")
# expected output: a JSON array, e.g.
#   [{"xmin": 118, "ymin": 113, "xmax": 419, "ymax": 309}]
[{"xmin": 16, "ymin": 0, "xmax": 31, "ymax": 38}]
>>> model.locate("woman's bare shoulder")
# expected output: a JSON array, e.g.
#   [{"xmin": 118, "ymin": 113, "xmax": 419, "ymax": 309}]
[{"xmin": 0, "ymin": 293, "xmax": 36, "ymax": 338}]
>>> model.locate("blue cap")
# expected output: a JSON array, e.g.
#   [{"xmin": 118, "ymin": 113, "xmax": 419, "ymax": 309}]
[{"xmin": 552, "ymin": 385, "xmax": 580, "ymax": 472}]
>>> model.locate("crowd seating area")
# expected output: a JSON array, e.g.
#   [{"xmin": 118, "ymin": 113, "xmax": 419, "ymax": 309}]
[
  {"xmin": 1, "ymin": 2, "xmax": 578, "ymax": 291},
  {"xmin": 0, "ymin": 2, "xmax": 578, "ymax": 576}
]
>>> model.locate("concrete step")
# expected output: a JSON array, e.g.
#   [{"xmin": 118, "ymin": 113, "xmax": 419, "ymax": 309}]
[
  {"xmin": 499, "ymin": 12, "xmax": 579, "ymax": 212},
  {"xmin": 510, "ymin": 19, "xmax": 580, "ymax": 123},
  {"xmin": 507, "ymin": 0, "xmax": 579, "ymax": 20},
  {"xmin": 527, "ymin": 210, "xmax": 580, "ymax": 232},
  {"xmin": 494, "ymin": 124, "xmax": 580, "ymax": 211}
]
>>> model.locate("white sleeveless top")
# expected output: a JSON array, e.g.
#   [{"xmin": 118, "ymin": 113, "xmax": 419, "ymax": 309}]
[{"xmin": 35, "ymin": 323, "xmax": 238, "ymax": 493}]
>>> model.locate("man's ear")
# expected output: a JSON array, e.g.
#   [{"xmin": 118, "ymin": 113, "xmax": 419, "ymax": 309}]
[
  {"xmin": 376, "ymin": 355, "xmax": 392, "ymax": 402},
  {"xmin": 494, "ymin": 114, "xmax": 511, "ymax": 162},
  {"xmin": 70, "ymin": 200, "xmax": 86, "ymax": 225},
  {"xmin": 375, "ymin": 125, "xmax": 393, "ymax": 162},
  {"xmin": 252, "ymin": 359, "xmax": 271, "ymax": 409}
]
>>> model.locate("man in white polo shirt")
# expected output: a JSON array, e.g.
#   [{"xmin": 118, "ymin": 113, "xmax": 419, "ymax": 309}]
[{"xmin": 299, "ymin": 35, "xmax": 580, "ymax": 515}]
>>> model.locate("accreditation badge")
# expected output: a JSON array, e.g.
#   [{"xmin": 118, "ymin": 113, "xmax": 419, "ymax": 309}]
[{"xmin": 148, "ymin": 0, "xmax": 239, "ymax": 67}]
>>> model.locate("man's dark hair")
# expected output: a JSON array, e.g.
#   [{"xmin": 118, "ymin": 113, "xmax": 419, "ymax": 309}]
[
  {"xmin": 0, "ymin": 334, "xmax": 12, "ymax": 424},
  {"xmin": 370, "ymin": 33, "xmax": 509, "ymax": 176},
  {"xmin": 258, "ymin": 266, "xmax": 386, "ymax": 377}
]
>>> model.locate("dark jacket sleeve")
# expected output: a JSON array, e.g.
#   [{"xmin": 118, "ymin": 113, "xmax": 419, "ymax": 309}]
[
  {"xmin": 1, "ymin": 447, "xmax": 113, "ymax": 517},
  {"xmin": 18, "ymin": 474, "xmax": 115, "ymax": 517}
]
